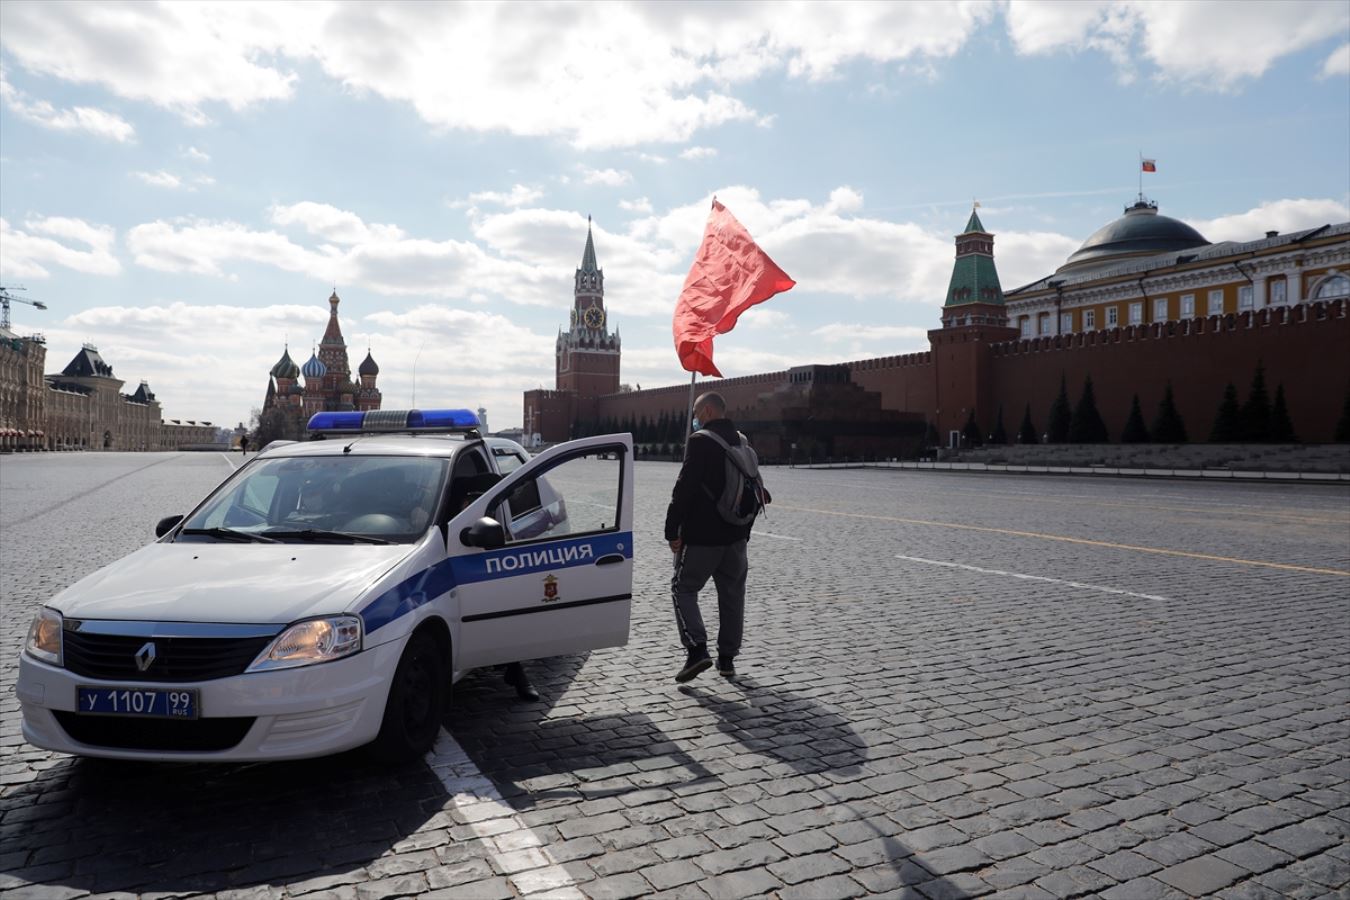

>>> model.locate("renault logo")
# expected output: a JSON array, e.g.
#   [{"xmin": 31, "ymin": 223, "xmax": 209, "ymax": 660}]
[{"xmin": 135, "ymin": 641, "xmax": 157, "ymax": 672}]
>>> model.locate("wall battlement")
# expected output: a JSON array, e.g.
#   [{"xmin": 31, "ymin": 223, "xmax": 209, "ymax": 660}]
[{"xmin": 990, "ymin": 299, "xmax": 1347, "ymax": 357}]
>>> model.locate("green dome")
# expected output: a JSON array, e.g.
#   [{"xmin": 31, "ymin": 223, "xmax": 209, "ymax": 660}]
[
  {"xmin": 1059, "ymin": 201, "xmax": 1208, "ymax": 273},
  {"xmin": 270, "ymin": 348, "xmax": 300, "ymax": 380}
]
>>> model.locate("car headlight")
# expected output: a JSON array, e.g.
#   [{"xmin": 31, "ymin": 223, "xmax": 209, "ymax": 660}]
[
  {"xmin": 25, "ymin": 607, "xmax": 63, "ymax": 666},
  {"xmin": 247, "ymin": 615, "xmax": 362, "ymax": 672}
]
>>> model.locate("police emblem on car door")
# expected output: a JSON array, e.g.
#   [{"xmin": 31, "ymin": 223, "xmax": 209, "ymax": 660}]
[{"xmin": 453, "ymin": 434, "xmax": 634, "ymax": 669}]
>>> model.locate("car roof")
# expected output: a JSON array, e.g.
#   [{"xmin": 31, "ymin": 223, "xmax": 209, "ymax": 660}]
[{"xmin": 257, "ymin": 433, "xmax": 479, "ymax": 460}]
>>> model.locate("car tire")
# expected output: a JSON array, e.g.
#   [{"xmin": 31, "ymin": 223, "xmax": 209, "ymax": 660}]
[{"xmin": 368, "ymin": 631, "xmax": 446, "ymax": 763}]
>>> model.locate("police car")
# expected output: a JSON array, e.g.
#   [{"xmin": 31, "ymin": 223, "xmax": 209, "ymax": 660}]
[{"xmin": 17, "ymin": 409, "xmax": 633, "ymax": 762}]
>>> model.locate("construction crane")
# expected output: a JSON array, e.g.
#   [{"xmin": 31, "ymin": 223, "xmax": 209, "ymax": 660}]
[{"xmin": 0, "ymin": 285, "xmax": 46, "ymax": 330}]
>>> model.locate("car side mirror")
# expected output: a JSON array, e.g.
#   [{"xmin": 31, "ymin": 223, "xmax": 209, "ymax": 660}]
[
  {"xmin": 460, "ymin": 516, "xmax": 506, "ymax": 549},
  {"xmin": 155, "ymin": 515, "xmax": 184, "ymax": 538}
]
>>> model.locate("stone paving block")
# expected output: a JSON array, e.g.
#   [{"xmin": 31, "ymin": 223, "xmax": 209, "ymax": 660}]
[
  {"xmin": 1032, "ymin": 863, "xmax": 1115, "ymax": 898},
  {"xmin": 1098, "ymin": 876, "xmax": 1189, "ymax": 899},
  {"xmin": 767, "ymin": 851, "xmax": 852, "ymax": 885},
  {"xmin": 912, "ymin": 843, "xmax": 992, "ymax": 876},
  {"xmin": 1088, "ymin": 848, "xmax": 1163, "ymax": 881},
  {"xmin": 1215, "ymin": 839, "xmax": 1296, "ymax": 874},
  {"xmin": 1258, "ymin": 823, "xmax": 1339, "ymax": 858},
  {"xmin": 1154, "ymin": 855, "xmax": 1248, "ymax": 895},
  {"xmin": 697, "ymin": 866, "xmax": 781, "ymax": 898},
  {"xmin": 582, "ymin": 872, "xmax": 652, "ymax": 900}
]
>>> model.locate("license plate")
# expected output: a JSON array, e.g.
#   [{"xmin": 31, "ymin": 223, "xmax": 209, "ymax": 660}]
[{"xmin": 77, "ymin": 686, "xmax": 199, "ymax": 719}]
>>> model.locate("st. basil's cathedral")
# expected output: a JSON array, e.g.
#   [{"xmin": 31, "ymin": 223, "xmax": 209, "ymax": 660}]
[{"xmin": 260, "ymin": 291, "xmax": 382, "ymax": 440}]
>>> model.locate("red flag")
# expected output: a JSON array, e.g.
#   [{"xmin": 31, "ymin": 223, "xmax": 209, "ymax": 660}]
[
  {"xmin": 1141, "ymin": 159, "xmax": 1157, "ymax": 172},
  {"xmin": 672, "ymin": 200, "xmax": 795, "ymax": 377}
]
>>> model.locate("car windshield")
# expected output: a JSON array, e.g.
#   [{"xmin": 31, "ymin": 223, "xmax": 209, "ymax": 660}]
[{"xmin": 178, "ymin": 455, "xmax": 450, "ymax": 544}]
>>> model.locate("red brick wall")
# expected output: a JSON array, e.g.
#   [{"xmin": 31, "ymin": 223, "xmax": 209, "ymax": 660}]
[{"xmin": 985, "ymin": 301, "xmax": 1350, "ymax": 442}]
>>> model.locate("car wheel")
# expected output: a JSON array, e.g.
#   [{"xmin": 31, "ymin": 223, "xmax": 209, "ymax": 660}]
[{"xmin": 368, "ymin": 631, "xmax": 446, "ymax": 762}]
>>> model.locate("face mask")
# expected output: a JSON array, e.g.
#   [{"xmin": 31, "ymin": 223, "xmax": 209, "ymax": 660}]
[{"xmin": 691, "ymin": 417, "xmax": 701, "ymax": 432}]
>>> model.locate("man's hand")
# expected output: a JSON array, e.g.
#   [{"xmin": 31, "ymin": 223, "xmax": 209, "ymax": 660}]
[{"xmin": 669, "ymin": 538, "xmax": 683, "ymax": 553}]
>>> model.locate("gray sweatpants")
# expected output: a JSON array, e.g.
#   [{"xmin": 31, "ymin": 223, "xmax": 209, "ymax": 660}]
[{"xmin": 671, "ymin": 540, "xmax": 748, "ymax": 657}]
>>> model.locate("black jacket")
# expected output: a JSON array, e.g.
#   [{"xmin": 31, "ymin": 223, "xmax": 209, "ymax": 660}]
[{"xmin": 664, "ymin": 418, "xmax": 754, "ymax": 546}]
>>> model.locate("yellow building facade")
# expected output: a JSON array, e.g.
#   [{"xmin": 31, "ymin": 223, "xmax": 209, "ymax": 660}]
[{"xmin": 1006, "ymin": 202, "xmax": 1350, "ymax": 338}]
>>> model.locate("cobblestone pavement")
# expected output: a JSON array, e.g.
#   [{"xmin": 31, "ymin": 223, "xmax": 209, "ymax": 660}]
[{"xmin": 2, "ymin": 452, "xmax": 1348, "ymax": 899}]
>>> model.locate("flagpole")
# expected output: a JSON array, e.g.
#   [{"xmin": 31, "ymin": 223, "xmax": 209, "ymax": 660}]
[
  {"xmin": 685, "ymin": 371, "xmax": 698, "ymax": 431},
  {"xmin": 1138, "ymin": 150, "xmax": 1143, "ymax": 202}
]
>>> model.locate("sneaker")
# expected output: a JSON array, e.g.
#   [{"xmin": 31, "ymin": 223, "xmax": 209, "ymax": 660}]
[
  {"xmin": 675, "ymin": 645, "xmax": 712, "ymax": 683},
  {"xmin": 717, "ymin": 656, "xmax": 736, "ymax": 678}
]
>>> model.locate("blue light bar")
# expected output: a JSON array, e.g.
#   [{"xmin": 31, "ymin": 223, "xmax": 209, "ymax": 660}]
[
  {"xmin": 307, "ymin": 408, "xmax": 480, "ymax": 434},
  {"xmin": 307, "ymin": 411, "xmax": 366, "ymax": 431}
]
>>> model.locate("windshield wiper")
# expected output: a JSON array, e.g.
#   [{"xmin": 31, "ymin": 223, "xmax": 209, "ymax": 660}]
[
  {"xmin": 179, "ymin": 527, "xmax": 279, "ymax": 544},
  {"xmin": 263, "ymin": 529, "xmax": 393, "ymax": 545}
]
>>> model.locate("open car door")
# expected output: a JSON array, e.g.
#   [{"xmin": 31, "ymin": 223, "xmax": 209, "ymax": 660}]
[{"xmin": 451, "ymin": 434, "xmax": 633, "ymax": 670}]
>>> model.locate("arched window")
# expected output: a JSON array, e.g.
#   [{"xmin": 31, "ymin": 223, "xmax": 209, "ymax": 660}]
[{"xmin": 1312, "ymin": 273, "xmax": 1349, "ymax": 299}]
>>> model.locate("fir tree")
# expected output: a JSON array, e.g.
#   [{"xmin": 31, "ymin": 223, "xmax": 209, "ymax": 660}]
[
  {"xmin": 962, "ymin": 409, "xmax": 983, "ymax": 448},
  {"xmin": 1068, "ymin": 376, "xmax": 1109, "ymax": 443},
  {"xmin": 1152, "ymin": 381, "xmax": 1188, "ymax": 443},
  {"xmin": 1336, "ymin": 385, "xmax": 1350, "ymax": 442},
  {"xmin": 1240, "ymin": 362, "xmax": 1272, "ymax": 442},
  {"xmin": 1047, "ymin": 374, "xmax": 1072, "ymax": 443},
  {"xmin": 1269, "ymin": 384, "xmax": 1298, "ymax": 443},
  {"xmin": 1017, "ymin": 404, "xmax": 1038, "ymax": 444},
  {"xmin": 1208, "ymin": 383, "xmax": 1243, "ymax": 442},
  {"xmin": 991, "ymin": 405, "xmax": 1008, "ymax": 444},
  {"xmin": 924, "ymin": 420, "xmax": 940, "ymax": 447},
  {"xmin": 1120, "ymin": 394, "xmax": 1150, "ymax": 443}
]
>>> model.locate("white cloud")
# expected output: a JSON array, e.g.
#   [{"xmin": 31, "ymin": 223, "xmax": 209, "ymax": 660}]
[
  {"xmin": 581, "ymin": 167, "xmax": 633, "ymax": 187},
  {"xmin": 1005, "ymin": 1, "xmax": 1350, "ymax": 89},
  {"xmin": 0, "ymin": 2, "xmax": 992, "ymax": 148},
  {"xmin": 184, "ymin": 146, "xmax": 211, "ymax": 162},
  {"xmin": 994, "ymin": 230, "xmax": 1083, "ymax": 289},
  {"xmin": 0, "ymin": 216, "xmax": 121, "ymax": 279},
  {"xmin": 126, "ymin": 218, "xmax": 336, "ymax": 278},
  {"xmin": 1185, "ymin": 198, "xmax": 1350, "ymax": 244},
  {"xmin": 270, "ymin": 201, "xmax": 406, "ymax": 244},
  {"xmin": 0, "ymin": 69, "xmax": 135, "ymax": 142},
  {"xmin": 619, "ymin": 197, "xmax": 654, "ymax": 215},
  {"xmin": 0, "ymin": 1, "xmax": 308, "ymax": 123},
  {"xmin": 679, "ymin": 146, "xmax": 717, "ymax": 160},
  {"xmin": 132, "ymin": 170, "xmax": 184, "ymax": 189},
  {"xmin": 637, "ymin": 153, "xmax": 669, "ymax": 165},
  {"xmin": 464, "ymin": 184, "xmax": 544, "ymax": 207},
  {"xmin": 1322, "ymin": 42, "xmax": 1350, "ymax": 79},
  {"xmin": 824, "ymin": 187, "xmax": 864, "ymax": 214}
]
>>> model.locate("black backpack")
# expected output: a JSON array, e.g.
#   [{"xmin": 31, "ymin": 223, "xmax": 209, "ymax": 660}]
[{"xmin": 696, "ymin": 429, "xmax": 766, "ymax": 526}]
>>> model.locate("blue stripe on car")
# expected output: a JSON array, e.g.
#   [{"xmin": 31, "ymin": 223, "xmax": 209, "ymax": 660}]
[{"xmin": 359, "ymin": 532, "xmax": 632, "ymax": 634}]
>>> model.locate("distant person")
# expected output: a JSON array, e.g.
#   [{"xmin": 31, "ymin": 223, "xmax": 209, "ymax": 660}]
[
  {"xmin": 665, "ymin": 391, "xmax": 769, "ymax": 682},
  {"xmin": 240, "ymin": 435, "xmax": 249, "ymax": 454}
]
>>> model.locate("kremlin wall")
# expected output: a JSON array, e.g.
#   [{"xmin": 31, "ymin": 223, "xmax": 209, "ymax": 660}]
[{"xmin": 527, "ymin": 202, "xmax": 1350, "ymax": 459}]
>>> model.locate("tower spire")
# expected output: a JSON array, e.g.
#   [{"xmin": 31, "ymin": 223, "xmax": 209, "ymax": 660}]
[{"xmin": 580, "ymin": 217, "xmax": 598, "ymax": 274}]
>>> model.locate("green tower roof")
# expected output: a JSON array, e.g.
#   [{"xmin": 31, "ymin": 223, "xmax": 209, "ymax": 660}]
[
  {"xmin": 944, "ymin": 253, "xmax": 1005, "ymax": 307},
  {"xmin": 963, "ymin": 208, "xmax": 987, "ymax": 234}
]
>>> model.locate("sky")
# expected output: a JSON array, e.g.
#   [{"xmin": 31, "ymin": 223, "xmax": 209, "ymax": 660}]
[{"xmin": 1, "ymin": 1, "xmax": 1348, "ymax": 431}]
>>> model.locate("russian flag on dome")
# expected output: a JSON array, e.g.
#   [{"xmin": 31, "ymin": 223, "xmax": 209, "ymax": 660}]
[
  {"xmin": 1141, "ymin": 158, "xmax": 1157, "ymax": 173},
  {"xmin": 672, "ymin": 199, "xmax": 795, "ymax": 378}
]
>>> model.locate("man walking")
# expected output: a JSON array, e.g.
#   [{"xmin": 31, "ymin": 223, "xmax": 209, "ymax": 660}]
[{"xmin": 665, "ymin": 391, "xmax": 765, "ymax": 682}]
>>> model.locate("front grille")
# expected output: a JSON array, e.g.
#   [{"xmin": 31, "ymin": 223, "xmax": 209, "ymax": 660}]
[
  {"xmin": 63, "ymin": 632, "xmax": 276, "ymax": 682},
  {"xmin": 55, "ymin": 712, "xmax": 255, "ymax": 752}
]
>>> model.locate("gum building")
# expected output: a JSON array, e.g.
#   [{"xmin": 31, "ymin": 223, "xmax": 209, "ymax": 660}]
[{"xmin": 524, "ymin": 200, "xmax": 1350, "ymax": 456}]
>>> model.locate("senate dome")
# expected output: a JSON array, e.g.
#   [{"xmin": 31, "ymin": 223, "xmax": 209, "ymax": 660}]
[{"xmin": 1058, "ymin": 200, "xmax": 1209, "ymax": 274}]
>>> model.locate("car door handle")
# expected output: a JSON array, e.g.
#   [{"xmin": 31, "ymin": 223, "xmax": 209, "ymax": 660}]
[{"xmin": 594, "ymin": 554, "xmax": 625, "ymax": 566}]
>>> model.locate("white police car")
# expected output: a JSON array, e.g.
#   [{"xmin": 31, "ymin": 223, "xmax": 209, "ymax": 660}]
[{"xmin": 17, "ymin": 409, "xmax": 634, "ymax": 762}]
